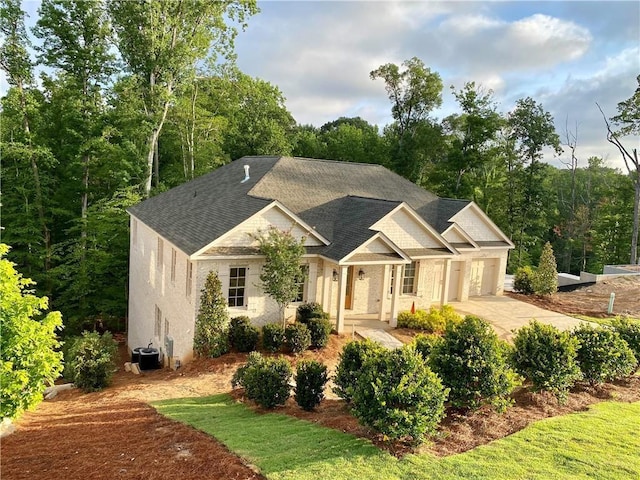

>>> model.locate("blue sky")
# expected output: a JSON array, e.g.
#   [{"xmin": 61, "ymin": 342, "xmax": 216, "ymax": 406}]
[
  {"xmin": 232, "ymin": 1, "xmax": 639, "ymax": 170},
  {"xmin": 4, "ymin": 1, "xmax": 639, "ymax": 171}
]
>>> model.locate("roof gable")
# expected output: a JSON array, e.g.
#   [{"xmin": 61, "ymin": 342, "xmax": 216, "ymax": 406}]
[
  {"xmin": 193, "ymin": 201, "xmax": 328, "ymax": 258},
  {"xmin": 370, "ymin": 203, "xmax": 456, "ymax": 254},
  {"xmin": 449, "ymin": 202, "xmax": 514, "ymax": 246}
]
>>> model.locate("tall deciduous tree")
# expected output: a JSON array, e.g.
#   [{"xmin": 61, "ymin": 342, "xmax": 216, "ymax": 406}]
[
  {"xmin": 0, "ymin": 244, "xmax": 63, "ymax": 420},
  {"xmin": 108, "ymin": 0, "xmax": 258, "ymax": 196},
  {"xmin": 0, "ymin": 0, "xmax": 52, "ymax": 278},
  {"xmin": 370, "ymin": 57, "xmax": 443, "ymax": 182},
  {"xmin": 439, "ymin": 82, "xmax": 504, "ymax": 199},
  {"xmin": 254, "ymin": 228, "xmax": 306, "ymax": 327},
  {"xmin": 599, "ymin": 76, "xmax": 640, "ymax": 265},
  {"xmin": 507, "ymin": 97, "xmax": 562, "ymax": 269}
]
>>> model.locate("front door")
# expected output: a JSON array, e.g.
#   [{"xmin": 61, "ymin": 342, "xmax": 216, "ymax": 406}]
[{"xmin": 345, "ymin": 266, "xmax": 355, "ymax": 309}]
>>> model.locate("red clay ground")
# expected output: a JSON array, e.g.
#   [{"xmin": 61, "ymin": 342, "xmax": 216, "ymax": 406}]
[
  {"xmin": 508, "ymin": 276, "xmax": 640, "ymax": 318},
  {"xmin": 2, "ymin": 287, "xmax": 640, "ymax": 479}
]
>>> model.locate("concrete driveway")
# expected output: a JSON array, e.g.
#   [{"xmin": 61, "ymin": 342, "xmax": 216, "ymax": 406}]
[{"xmin": 451, "ymin": 296, "xmax": 588, "ymax": 341}]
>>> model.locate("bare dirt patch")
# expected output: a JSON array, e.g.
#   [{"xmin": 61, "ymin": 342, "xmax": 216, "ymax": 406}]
[
  {"xmin": 508, "ymin": 276, "xmax": 640, "ymax": 318},
  {"xmin": 2, "ymin": 324, "xmax": 639, "ymax": 479}
]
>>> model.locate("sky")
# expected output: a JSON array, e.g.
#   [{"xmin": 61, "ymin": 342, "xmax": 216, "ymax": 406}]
[
  {"xmin": 231, "ymin": 0, "xmax": 639, "ymax": 170},
  {"xmin": 4, "ymin": 0, "xmax": 639, "ymax": 171}
]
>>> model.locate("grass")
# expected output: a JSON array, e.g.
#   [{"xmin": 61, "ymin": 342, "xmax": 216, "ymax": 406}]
[
  {"xmin": 573, "ymin": 315, "xmax": 640, "ymax": 326},
  {"xmin": 155, "ymin": 395, "xmax": 640, "ymax": 480}
]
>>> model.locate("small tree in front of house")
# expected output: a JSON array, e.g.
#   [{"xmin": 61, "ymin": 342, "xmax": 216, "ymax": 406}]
[
  {"xmin": 193, "ymin": 271, "xmax": 230, "ymax": 358},
  {"xmin": 254, "ymin": 227, "xmax": 306, "ymax": 327},
  {"xmin": 533, "ymin": 242, "xmax": 558, "ymax": 296}
]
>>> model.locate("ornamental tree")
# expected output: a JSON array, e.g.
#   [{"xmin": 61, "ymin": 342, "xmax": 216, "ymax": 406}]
[
  {"xmin": 193, "ymin": 270, "xmax": 230, "ymax": 358},
  {"xmin": 0, "ymin": 244, "xmax": 63, "ymax": 420},
  {"xmin": 533, "ymin": 242, "xmax": 558, "ymax": 295},
  {"xmin": 254, "ymin": 227, "xmax": 306, "ymax": 326}
]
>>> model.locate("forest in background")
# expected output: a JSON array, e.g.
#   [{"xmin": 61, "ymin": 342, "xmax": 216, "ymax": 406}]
[{"xmin": 1, "ymin": 0, "xmax": 638, "ymax": 335}]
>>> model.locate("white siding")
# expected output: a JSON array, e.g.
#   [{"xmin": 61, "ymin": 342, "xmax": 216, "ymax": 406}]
[
  {"xmin": 360, "ymin": 237, "xmax": 395, "ymax": 254},
  {"xmin": 128, "ymin": 218, "xmax": 197, "ymax": 365},
  {"xmin": 450, "ymin": 207, "xmax": 502, "ymax": 242},
  {"xmin": 375, "ymin": 209, "xmax": 442, "ymax": 249},
  {"xmin": 195, "ymin": 257, "xmax": 320, "ymax": 328},
  {"xmin": 213, "ymin": 206, "xmax": 324, "ymax": 248},
  {"xmin": 443, "ymin": 226, "xmax": 468, "ymax": 243}
]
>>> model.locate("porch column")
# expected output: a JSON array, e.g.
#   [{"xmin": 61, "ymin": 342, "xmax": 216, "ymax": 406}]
[
  {"xmin": 460, "ymin": 260, "xmax": 472, "ymax": 302},
  {"xmin": 322, "ymin": 264, "xmax": 332, "ymax": 310},
  {"xmin": 441, "ymin": 258, "xmax": 451, "ymax": 305},
  {"xmin": 378, "ymin": 264, "xmax": 390, "ymax": 321},
  {"xmin": 389, "ymin": 264, "xmax": 403, "ymax": 328},
  {"xmin": 495, "ymin": 253, "xmax": 508, "ymax": 295},
  {"xmin": 336, "ymin": 265, "xmax": 348, "ymax": 333}
]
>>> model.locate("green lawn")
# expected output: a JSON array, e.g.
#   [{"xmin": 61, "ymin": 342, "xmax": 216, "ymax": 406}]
[{"xmin": 154, "ymin": 395, "xmax": 640, "ymax": 480}]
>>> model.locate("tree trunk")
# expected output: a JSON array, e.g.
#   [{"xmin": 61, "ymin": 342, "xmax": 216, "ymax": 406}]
[{"xmin": 632, "ymin": 165, "xmax": 640, "ymax": 264}]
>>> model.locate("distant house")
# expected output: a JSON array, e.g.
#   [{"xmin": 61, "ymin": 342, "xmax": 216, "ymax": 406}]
[{"xmin": 127, "ymin": 156, "xmax": 513, "ymax": 364}]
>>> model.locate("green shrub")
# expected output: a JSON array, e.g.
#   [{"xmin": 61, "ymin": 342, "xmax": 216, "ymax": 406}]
[
  {"xmin": 430, "ymin": 315, "xmax": 520, "ymax": 411},
  {"xmin": 232, "ymin": 352, "xmax": 292, "ymax": 408},
  {"xmin": 397, "ymin": 306, "xmax": 462, "ymax": 332},
  {"xmin": 296, "ymin": 302, "xmax": 328, "ymax": 323},
  {"xmin": 610, "ymin": 317, "xmax": 640, "ymax": 365},
  {"xmin": 262, "ymin": 323, "xmax": 285, "ymax": 353},
  {"xmin": 572, "ymin": 324, "xmax": 637, "ymax": 384},
  {"xmin": 512, "ymin": 320, "xmax": 582, "ymax": 401},
  {"xmin": 351, "ymin": 346, "xmax": 449, "ymax": 444},
  {"xmin": 307, "ymin": 317, "xmax": 333, "ymax": 349},
  {"xmin": 285, "ymin": 323, "xmax": 311, "ymax": 354},
  {"xmin": 532, "ymin": 242, "xmax": 558, "ymax": 295},
  {"xmin": 412, "ymin": 333, "xmax": 441, "ymax": 361},
  {"xmin": 66, "ymin": 331, "xmax": 119, "ymax": 392},
  {"xmin": 294, "ymin": 360, "xmax": 329, "ymax": 411},
  {"xmin": 229, "ymin": 316, "xmax": 260, "ymax": 352},
  {"xmin": 333, "ymin": 339, "xmax": 385, "ymax": 402},
  {"xmin": 513, "ymin": 266, "xmax": 535, "ymax": 295}
]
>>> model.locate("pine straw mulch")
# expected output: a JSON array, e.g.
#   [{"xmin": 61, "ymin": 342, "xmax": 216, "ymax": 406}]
[
  {"xmin": 2, "ymin": 333, "xmax": 639, "ymax": 480},
  {"xmin": 236, "ymin": 375, "xmax": 640, "ymax": 458}
]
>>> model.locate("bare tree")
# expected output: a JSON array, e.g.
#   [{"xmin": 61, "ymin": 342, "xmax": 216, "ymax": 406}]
[{"xmin": 597, "ymin": 101, "xmax": 640, "ymax": 265}]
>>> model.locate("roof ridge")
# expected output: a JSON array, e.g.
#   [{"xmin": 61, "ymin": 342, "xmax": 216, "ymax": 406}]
[
  {"xmin": 346, "ymin": 195, "xmax": 402, "ymax": 204},
  {"xmin": 288, "ymin": 156, "xmax": 386, "ymax": 168}
]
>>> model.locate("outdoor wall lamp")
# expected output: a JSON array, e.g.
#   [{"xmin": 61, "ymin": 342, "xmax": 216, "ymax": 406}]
[
  {"xmin": 358, "ymin": 268, "xmax": 365, "ymax": 280},
  {"xmin": 332, "ymin": 269, "xmax": 338, "ymax": 281}
]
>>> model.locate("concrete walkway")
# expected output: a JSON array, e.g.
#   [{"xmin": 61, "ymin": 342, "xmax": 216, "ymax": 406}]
[
  {"xmin": 354, "ymin": 327, "xmax": 404, "ymax": 349},
  {"xmin": 451, "ymin": 296, "xmax": 588, "ymax": 341}
]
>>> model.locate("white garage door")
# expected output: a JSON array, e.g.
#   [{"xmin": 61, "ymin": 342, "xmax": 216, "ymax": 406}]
[{"xmin": 470, "ymin": 259, "xmax": 498, "ymax": 296}]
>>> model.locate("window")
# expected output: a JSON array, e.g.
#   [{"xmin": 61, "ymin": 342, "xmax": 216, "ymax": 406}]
[
  {"xmin": 402, "ymin": 262, "xmax": 418, "ymax": 295},
  {"xmin": 157, "ymin": 237, "xmax": 164, "ymax": 267},
  {"xmin": 154, "ymin": 305, "xmax": 162, "ymax": 337},
  {"xmin": 389, "ymin": 267, "xmax": 395, "ymax": 295},
  {"xmin": 170, "ymin": 248, "xmax": 177, "ymax": 282},
  {"xmin": 132, "ymin": 219, "xmax": 138, "ymax": 245},
  {"xmin": 228, "ymin": 267, "xmax": 247, "ymax": 307},
  {"xmin": 164, "ymin": 318, "xmax": 170, "ymax": 338},
  {"xmin": 293, "ymin": 265, "xmax": 309, "ymax": 302},
  {"xmin": 186, "ymin": 261, "xmax": 193, "ymax": 296}
]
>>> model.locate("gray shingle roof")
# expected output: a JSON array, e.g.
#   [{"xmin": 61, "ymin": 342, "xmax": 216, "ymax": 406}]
[{"xmin": 128, "ymin": 156, "xmax": 465, "ymax": 256}]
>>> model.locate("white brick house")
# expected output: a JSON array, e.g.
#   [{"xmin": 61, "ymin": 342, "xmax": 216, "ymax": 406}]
[{"xmin": 127, "ymin": 156, "xmax": 513, "ymax": 364}]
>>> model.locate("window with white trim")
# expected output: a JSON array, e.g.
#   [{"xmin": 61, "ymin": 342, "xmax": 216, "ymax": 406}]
[
  {"xmin": 186, "ymin": 261, "xmax": 193, "ymax": 297},
  {"xmin": 132, "ymin": 219, "xmax": 138, "ymax": 245},
  {"xmin": 293, "ymin": 265, "xmax": 309, "ymax": 302},
  {"xmin": 154, "ymin": 305, "xmax": 162, "ymax": 337},
  {"xmin": 402, "ymin": 261, "xmax": 418, "ymax": 295},
  {"xmin": 228, "ymin": 267, "xmax": 247, "ymax": 307},
  {"xmin": 157, "ymin": 237, "xmax": 164, "ymax": 267},
  {"xmin": 170, "ymin": 248, "xmax": 176, "ymax": 282}
]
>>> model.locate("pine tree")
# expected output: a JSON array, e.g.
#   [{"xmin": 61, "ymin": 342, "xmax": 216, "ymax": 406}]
[
  {"xmin": 534, "ymin": 242, "xmax": 558, "ymax": 295},
  {"xmin": 193, "ymin": 271, "xmax": 230, "ymax": 357}
]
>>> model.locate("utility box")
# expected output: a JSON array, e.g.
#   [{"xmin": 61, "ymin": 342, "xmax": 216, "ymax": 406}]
[{"xmin": 164, "ymin": 335, "xmax": 174, "ymax": 358}]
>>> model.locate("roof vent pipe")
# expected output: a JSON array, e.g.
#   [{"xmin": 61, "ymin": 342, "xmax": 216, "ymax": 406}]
[{"xmin": 240, "ymin": 165, "xmax": 250, "ymax": 183}]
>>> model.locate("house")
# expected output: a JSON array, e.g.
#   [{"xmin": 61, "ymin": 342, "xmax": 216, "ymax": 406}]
[{"xmin": 127, "ymin": 156, "xmax": 514, "ymax": 364}]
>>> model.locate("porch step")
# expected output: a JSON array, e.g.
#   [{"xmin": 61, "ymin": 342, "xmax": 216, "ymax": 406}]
[{"xmin": 354, "ymin": 328, "xmax": 404, "ymax": 349}]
